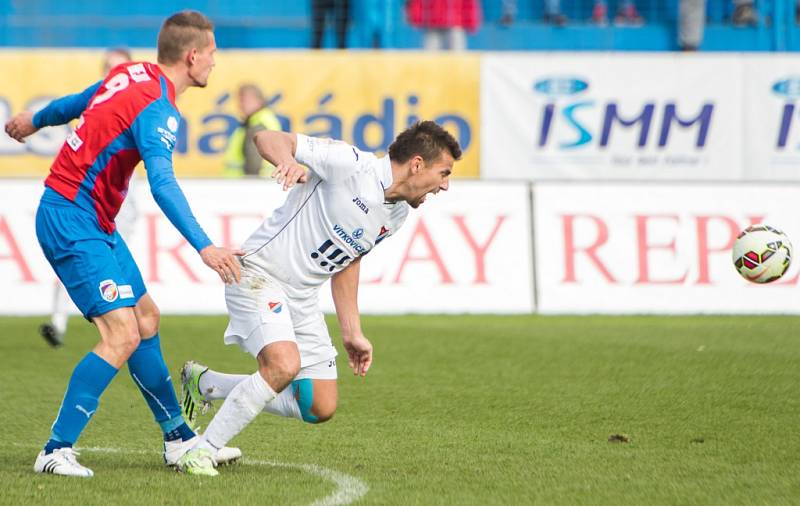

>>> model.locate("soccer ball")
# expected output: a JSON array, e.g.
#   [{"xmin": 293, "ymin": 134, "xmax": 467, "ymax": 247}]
[{"xmin": 732, "ymin": 225, "xmax": 793, "ymax": 283}]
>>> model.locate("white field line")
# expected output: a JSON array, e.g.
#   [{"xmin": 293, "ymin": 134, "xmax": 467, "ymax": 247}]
[{"xmin": 20, "ymin": 444, "xmax": 369, "ymax": 506}]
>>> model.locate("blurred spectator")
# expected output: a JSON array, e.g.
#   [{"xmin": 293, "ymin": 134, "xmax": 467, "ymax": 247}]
[
  {"xmin": 223, "ymin": 84, "xmax": 281, "ymax": 177},
  {"xmin": 102, "ymin": 47, "xmax": 132, "ymax": 74},
  {"xmin": 499, "ymin": 1, "xmax": 643, "ymax": 27},
  {"xmin": 678, "ymin": 0, "xmax": 758, "ymax": 51},
  {"xmin": 357, "ymin": 0, "xmax": 392, "ymax": 48},
  {"xmin": 406, "ymin": 0, "xmax": 481, "ymax": 50},
  {"xmin": 731, "ymin": 0, "xmax": 758, "ymax": 26},
  {"xmin": 311, "ymin": 0, "xmax": 351, "ymax": 49}
]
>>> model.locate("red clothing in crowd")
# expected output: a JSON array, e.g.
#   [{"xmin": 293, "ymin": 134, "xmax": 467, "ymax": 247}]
[{"xmin": 406, "ymin": 0, "xmax": 482, "ymax": 32}]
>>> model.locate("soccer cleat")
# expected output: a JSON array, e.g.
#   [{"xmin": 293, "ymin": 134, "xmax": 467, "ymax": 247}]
[
  {"xmin": 34, "ymin": 448, "xmax": 93, "ymax": 477},
  {"xmin": 176, "ymin": 448, "xmax": 218, "ymax": 476},
  {"xmin": 39, "ymin": 323, "xmax": 64, "ymax": 348},
  {"xmin": 164, "ymin": 436, "xmax": 242, "ymax": 467},
  {"xmin": 180, "ymin": 361, "xmax": 211, "ymax": 430}
]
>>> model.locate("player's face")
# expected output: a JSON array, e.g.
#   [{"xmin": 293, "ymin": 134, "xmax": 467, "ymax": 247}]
[
  {"xmin": 239, "ymin": 90, "xmax": 262, "ymax": 117},
  {"xmin": 407, "ymin": 151, "xmax": 454, "ymax": 209},
  {"xmin": 188, "ymin": 32, "xmax": 217, "ymax": 88}
]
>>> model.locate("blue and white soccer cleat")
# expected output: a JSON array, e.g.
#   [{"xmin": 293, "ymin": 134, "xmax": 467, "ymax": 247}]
[{"xmin": 34, "ymin": 448, "xmax": 93, "ymax": 477}]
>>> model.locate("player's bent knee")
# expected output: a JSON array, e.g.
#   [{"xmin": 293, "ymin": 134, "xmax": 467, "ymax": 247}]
[
  {"xmin": 116, "ymin": 332, "xmax": 141, "ymax": 356},
  {"xmin": 137, "ymin": 310, "xmax": 160, "ymax": 338},
  {"xmin": 259, "ymin": 355, "xmax": 300, "ymax": 392},
  {"xmin": 134, "ymin": 298, "xmax": 161, "ymax": 338}
]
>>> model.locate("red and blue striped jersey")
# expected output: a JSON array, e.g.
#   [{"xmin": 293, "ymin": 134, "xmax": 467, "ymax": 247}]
[{"xmin": 45, "ymin": 62, "xmax": 180, "ymax": 234}]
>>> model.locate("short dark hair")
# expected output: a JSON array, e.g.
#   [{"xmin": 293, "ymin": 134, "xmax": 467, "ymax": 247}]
[
  {"xmin": 388, "ymin": 121, "xmax": 462, "ymax": 164},
  {"xmin": 157, "ymin": 11, "xmax": 214, "ymax": 65}
]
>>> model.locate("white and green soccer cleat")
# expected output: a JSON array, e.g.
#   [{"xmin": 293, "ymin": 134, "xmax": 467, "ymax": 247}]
[
  {"xmin": 176, "ymin": 448, "xmax": 218, "ymax": 477},
  {"xmin": 164, "ymin": 436, "xmax": 242, "ymax": 467},
  {"xmin": 180, "ymin": 361, "xmax": 211, "ymax": 430}
]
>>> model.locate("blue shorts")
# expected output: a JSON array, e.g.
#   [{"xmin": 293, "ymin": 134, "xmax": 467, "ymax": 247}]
[{"xmin": 36, "ymin": 188, "xmax": 146, "ymax": 320}]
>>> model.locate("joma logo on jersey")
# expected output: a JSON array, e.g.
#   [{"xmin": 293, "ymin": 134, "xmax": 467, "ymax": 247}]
[
  {"xmin": 352, "ymin": 197, "xmax": 369, "ymax": 214},
  {"xmin": 333, "ymin": 225, "xmax": 367, "ymax": 253}
]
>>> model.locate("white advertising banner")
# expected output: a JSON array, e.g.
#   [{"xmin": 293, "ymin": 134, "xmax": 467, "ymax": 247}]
[
  {"xmin": 534, "ymin": 182, "xmax": 800, "ymax": 314},
  {"xmin": 482, "ymin": 53, "xmax": 745, "ymax": 181},
  {"xmin": 0, "ymin": 179, "xmax": 532, "ymax": 315},
  {"xmin": 743, "ymin": 54, "xmax": 800, "ymax": 180}
]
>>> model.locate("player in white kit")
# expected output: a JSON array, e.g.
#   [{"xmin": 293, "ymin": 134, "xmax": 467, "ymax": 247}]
[{"xmin": 177, "ymin": 121, "xmax": 461, "ymax": 475}]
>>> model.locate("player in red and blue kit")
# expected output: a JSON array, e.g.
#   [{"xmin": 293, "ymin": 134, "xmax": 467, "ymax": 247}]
[{"xmin": 4, "ymin": 11, "xmax": 242, "ymax": 477}]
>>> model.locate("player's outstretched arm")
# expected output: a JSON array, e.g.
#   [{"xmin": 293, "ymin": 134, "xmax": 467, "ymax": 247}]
[
  {"xmin": 331, "ymin": 257, "xmax": 372, "ymax": 377},
  {"xmin": 4, "ymin": 80, "xmax": 102, "ymax": 142},
  {"xmin": 144, "ymin": 156, "xmax": 243, "ymax": 284},
  {"xmin": 254, "ymin": 131, "xmax": 308, "ymax": 190}
]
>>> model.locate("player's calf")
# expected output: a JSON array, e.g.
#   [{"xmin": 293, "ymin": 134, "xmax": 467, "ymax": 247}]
[{"xmin": 293, "ymin": 378, "xmax": 337, "ymax": 424}]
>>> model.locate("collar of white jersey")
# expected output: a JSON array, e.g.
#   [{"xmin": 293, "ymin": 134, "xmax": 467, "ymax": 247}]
[{"xmin": 378, "ymin": 155, "xmax": 393, "ymax": 192}]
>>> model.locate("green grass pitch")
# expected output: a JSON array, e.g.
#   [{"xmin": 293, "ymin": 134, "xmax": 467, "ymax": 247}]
[{"xmin": 1, "ymin": 314, "xmax": 799, "ymax": 505}]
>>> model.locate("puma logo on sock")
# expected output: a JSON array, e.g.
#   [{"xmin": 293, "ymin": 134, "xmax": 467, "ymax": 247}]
[{"xmin": 75, "ymin": 405, "xmax": 96, "ymax": 419}]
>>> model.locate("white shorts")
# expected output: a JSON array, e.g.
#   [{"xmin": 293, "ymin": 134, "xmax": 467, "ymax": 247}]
[
  {"xmin": 296, "ymin": 357, "xmax": 338, "ymax": 380},
  {"xmin": 223, "ymin": 273, "xmax": 337, "ymax": 369}
]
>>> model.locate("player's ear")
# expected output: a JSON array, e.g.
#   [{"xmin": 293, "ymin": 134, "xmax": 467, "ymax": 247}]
[
  {"xmin": 187, "ymin": 47, "xmax": 198, "ymax": 66},
  {"xmin": 411, "ymin": 155, "xmax": 423, "ymax": 174}
]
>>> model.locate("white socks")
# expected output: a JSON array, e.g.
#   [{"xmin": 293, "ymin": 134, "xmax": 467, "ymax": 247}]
[
  {"xmin": 198, "ymin": 372, "xmax": 276, "ymax": 451},
  {"xmin": 263, "ymin": 388, "xmax": 302, "ymax": 420},
  {"xmin": 199, "ymin": 370, "xmax": 248, "ymax": 400},
  {"xmin": 199, "ymin": 368, "xmax": 302, "ymax": 420}
]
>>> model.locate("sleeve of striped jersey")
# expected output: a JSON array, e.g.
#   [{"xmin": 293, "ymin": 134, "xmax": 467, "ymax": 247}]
[
  {"xmin": 144, "ymin": 155, "xmax": 212, "ymax": 252},
  {"xmin": 130, "ymin": 100, "xmax": 177, "ymax": 161},
  {"xmin": 294, "ymin": 133, "xmax": 361, "ymax": 182},
  {"xmin": 32, "ymin": 80, "xmax": 102, "ymax": 128}
]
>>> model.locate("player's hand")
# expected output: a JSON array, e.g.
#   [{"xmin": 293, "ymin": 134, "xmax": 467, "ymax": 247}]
[
  {"xmin": 199, "ymin": 245, "xmax": 244, "ymax": 284},
  {"xmin": 342, "ymin": 333, "xmax": 373, "ymax": 377},
  {"xmin": 4, "ymin": 111, "xmax": 38, "ymax": 143},
  {"xmin": 271, "ymin": 161, "xmax": 308, "ymax": 191}
]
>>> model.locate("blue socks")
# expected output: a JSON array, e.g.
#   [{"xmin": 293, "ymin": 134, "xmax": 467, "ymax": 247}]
[
  {"xmin": 127, "ymin": 334, "xmax": 194, "ymax": 442},
  {"xmin": 45, "ymin": 352, "xmax": 118, "ymax": 454}
]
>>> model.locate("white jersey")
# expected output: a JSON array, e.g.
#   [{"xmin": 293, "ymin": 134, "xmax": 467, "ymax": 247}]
[{"xmin": 240, "ymin": 134, "xmax": 409, "ymax": 298}]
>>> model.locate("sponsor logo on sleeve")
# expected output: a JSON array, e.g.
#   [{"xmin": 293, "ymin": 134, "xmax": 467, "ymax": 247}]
[
  {"xmin": 118, "ymin": 285, "xmax": 134, "ymax": 299},
  {"xmin": 157, "ymin": 123, "xmax": 177, "ymax": 151},
  {"xmin": 127, "ymin": 63, "xmax": 150, "ymax": 83},
  {"xmin": 376, "ymin": 226, "xmax": 390, "ymax": 244},
  {"xmin": 332, "ymin": 224, "xmax": 366, "ymax": 253},
  {"xmin": 66, "ymin": 131, "xmax": 83, "ymax": 151}
]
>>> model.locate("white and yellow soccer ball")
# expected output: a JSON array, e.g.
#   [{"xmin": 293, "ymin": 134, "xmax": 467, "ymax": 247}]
[{"xmin": 732, "ymin": 225, "xmax": 793, "ymax": 283}]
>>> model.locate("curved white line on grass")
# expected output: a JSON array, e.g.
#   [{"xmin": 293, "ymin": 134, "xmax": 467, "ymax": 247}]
[
  {"xmin": 253, "ymin": 459, "xmax": 369, "ymax": 506},
  {"xmin": 20, "ymin": 444, "xmax": 368, "ymax": 506}
]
